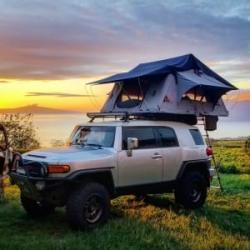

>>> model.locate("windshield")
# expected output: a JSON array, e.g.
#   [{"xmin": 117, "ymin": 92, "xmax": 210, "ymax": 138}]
[{"xmin": 70, "ymin": 126, "xmax": 116, "ymax": 148}]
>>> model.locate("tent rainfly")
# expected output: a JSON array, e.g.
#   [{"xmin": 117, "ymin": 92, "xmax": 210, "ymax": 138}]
[{"xmin": 90, "ymin": 54, "xmax": 237, "ymax": 129}]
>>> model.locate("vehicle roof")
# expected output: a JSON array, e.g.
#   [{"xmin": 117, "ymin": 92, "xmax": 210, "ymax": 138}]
[{"xmin": 77, "ymin": 119, "xmax": 197, "ymax": 130}]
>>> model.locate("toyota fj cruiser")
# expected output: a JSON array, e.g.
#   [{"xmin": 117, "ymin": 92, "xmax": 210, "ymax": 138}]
[{"xmin": 10, "ymin": 118, "xmax": 214, "ymax": 230}]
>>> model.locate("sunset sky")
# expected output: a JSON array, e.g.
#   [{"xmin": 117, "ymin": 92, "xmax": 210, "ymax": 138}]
[{"xmin": 0, "ymin": 0, "xmax": 250, "ymax": 112}]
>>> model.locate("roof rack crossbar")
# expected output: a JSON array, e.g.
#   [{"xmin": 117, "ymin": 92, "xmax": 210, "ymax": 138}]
[{"xmin": 87, "ymin": 112, "xmax": 129, "ymax": 122}]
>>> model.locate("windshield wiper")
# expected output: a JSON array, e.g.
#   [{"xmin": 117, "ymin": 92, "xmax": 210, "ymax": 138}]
[{"xmin": 84, "ymin": 143, "xmax": 103, "ymax": 148}]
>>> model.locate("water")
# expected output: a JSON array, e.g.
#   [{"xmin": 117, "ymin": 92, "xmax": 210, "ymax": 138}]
[
  {"xmin": 33, "ymin": 114, "xmax": 250, "ymax": 147},
  {"xmin": 33, "ymin": 114, "xmax": 88, "ymax": 147}
]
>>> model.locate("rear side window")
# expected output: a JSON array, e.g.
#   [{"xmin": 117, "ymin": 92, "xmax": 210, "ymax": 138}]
[
  {"xmin": 189, "ymin": 129, "xmax": 204, "ymax": 145},
  {"xmin": 122, "ymin": 127, "xmax": 157, "ymax": 149},
  {"xmin": 156, "ymin": 127, "xmax": 179, "ymax": 147}
]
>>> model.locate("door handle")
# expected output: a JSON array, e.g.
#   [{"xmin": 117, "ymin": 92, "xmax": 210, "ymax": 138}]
[{"xmin": 152, "ymin": 153, "xmax": 163, "ymax": 159}]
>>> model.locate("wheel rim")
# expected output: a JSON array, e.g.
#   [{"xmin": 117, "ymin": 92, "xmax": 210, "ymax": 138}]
[
  {"xmin": 190, "ymin": 181, "xmax": 202, "ymax": 203},
  {"xmin": 84, "ymin": 194, "xmax": 103, "ymax": 224}
]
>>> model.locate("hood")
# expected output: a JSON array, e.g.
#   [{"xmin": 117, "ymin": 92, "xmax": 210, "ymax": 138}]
[{"xmin": 23, "ymin": 146, "xmax": 114, "ymax": 163}]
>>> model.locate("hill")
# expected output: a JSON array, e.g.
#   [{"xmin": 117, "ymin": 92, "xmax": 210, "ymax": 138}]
[
  {"xmin": 0, "ymin": 104, "xmax": 79, "ymax": 114},
  {"xmin": 0, "ymin": 100, "xmax": 250, "ymax": 119}
]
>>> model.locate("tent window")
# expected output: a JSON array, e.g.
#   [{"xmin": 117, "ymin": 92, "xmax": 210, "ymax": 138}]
[
  {"xmin": 182, "ymin": 89, "xmax": 208, "ymax": 103},
  {"xmin": 117, "ymin": 81, "xmax": 148, "ymax": 108}
]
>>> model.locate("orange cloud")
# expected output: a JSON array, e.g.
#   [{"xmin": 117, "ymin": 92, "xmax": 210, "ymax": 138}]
[{"xmin": 225, "ymin": 89, "xmax": 250, "ymax": 102}]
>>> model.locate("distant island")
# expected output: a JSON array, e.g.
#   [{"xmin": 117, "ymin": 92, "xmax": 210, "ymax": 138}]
[
  {"xmin": 0, "ymin": 104, "xmax": 81, "ymax": 114},
  {"xmin": 0, "ymin": 100, "xmax": 250, "ymax": 121}
]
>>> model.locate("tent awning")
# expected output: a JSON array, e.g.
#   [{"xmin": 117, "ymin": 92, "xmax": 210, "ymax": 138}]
[{"xmin": 90, "ymin": 54, "xmax": 237, "ymax": 90}]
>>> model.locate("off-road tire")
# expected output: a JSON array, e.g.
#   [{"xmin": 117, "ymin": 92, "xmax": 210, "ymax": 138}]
[
  {"xmin": 21, "ymin": 194, "xmax": 55, "ymax": 217},
  {"xmin": 175, "ymin": 171, "xmax": 207, "ymax": 209},
  {"xmin": 66, "ymin": 182, "xmax": 110, "ymax": 230}
]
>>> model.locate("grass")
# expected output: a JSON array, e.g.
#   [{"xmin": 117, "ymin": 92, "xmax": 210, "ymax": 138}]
[
  {"xmin": 0, "ymin": 174, "xmax": 249, "ymax": 250},
  {"xmin": 212, "ymin": 139, "xmax": 250, "ymax": 174}
]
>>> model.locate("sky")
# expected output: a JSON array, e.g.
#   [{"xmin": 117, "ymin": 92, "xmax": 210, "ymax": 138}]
[{"xmin": 0, "ymin": 0, "xmax": 250, "ymax": 111}]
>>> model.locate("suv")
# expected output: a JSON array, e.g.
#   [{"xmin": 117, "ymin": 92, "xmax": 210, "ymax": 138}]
[{"xmin": 10, "ymin": 119, "xmax": 214, "ymax": 230}]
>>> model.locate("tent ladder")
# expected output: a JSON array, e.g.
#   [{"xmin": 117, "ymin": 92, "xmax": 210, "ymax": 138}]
[{"xmin": 199, "ymin": 117, "xmax": 223, "ymax": 192}]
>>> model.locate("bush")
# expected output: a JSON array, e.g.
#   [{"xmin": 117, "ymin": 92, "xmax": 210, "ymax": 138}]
[
  {"xmin": 219, "ymin": 164, "xmax": 240, "ymax": 174},
  {"xmin": 0, "ymin": 113, "xmax": 40, "ymax": 152}
]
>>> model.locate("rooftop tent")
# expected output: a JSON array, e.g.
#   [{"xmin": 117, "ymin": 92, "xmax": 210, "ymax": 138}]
[{"xmin": 89, "ymin": 54, "xmax": 237, "ymax": 128}]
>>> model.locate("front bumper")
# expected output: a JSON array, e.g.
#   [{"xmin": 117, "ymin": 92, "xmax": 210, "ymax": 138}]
[
  {"xmin": 10, "ymin": 172, "xmax": 41, "ymax": 199},
  {"xmin": 9, "ymin": 172, "xmax": 66, "ymax": 203},
  {"xmin": 9, "ymin": 156, "xmax": 65, "ymax": 199}
]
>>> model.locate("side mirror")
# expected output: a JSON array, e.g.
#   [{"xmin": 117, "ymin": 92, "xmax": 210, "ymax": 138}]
[{"xmin": 127, "ymin": 137, "xmax": 138, "ymax": 156}]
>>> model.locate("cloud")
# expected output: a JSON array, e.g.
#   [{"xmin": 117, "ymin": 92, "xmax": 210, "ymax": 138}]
[
  {"xmin": 0, "ymin": 80, "xmax": 9, "ymax": 83},
  {"xmin": 211, "ymin": 59, "xmax": 250, "ymax": 82},
  {"xmin": 225, "ymin": 89, "xmax": 250, "ymax": 102},
  {"xmin": 25, "ymin": 92, "xmax": 95, "ymax": 98},
  {"xmin": 0, "ymin": 0, "xmax": 249, "ymax": 83}
]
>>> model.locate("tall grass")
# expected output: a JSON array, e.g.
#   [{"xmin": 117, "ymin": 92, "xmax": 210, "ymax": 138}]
[{"xmin": 213, "ymin": 140, "xmax": 250, "ymax": 174}]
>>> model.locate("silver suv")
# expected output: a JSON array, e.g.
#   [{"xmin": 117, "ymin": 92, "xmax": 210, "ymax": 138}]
[{"xmin": 10, "ymin": 119, "xmax": 213, "ymax": 230}]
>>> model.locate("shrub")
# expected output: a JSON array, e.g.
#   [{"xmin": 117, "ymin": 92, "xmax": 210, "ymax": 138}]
[
  {"xmin": 218, "ymin": 164, "xmax": 240, "ymax": 174},
  {"xmin": 0, "ymin": 113, "xmax": 40, "ymax": 152}
]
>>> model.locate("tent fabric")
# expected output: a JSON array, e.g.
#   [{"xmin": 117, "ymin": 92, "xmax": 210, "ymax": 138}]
[
  {"xmin": 91, "ymin": 54, "xmax": 237, "ymax": 90},
  {"xmin": 176, "ymin": 71, "xmax": 233, "ymax": 102}
]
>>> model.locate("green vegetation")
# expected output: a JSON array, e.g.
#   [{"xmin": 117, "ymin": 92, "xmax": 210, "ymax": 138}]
[
  {"xmin": 0, "ymin": 138, "xmax": 249, "ymax": 249},
  {"xmin": 0, "ymin": 113, "xmax": 40, "ymax": 152},
  {"xmin": 0, "ymin": 174, "xmax": 249, "ymax": 250},
  {"xmin": 213, "ymin": 140, "xmax": 250, "ymax": 174},
  {"xmin": 0, "ymin": 113, "xmax": 40, "ymax": 199}
]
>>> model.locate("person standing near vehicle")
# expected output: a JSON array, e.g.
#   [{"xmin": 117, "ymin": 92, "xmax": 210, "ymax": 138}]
[{"xmin": 0, "ymin": 125, "xmax": 8, "ymax": 200}]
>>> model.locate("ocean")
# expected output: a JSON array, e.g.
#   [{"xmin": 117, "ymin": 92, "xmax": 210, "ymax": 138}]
[{"xmin": 33, "ymin": 114, "xmax": 250, "ymax": 147}]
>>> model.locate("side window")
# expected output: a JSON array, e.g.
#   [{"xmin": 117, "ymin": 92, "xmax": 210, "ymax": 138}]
[
  {"xmin": 189, "ymin": 129, "xmax": 204, "ymax": 145},
  {"xmin": 122, "ymin": 127, "xmax": 157, "ymax": 149},
  {"xmin": 156, "ymin": 127, "xmax": 179, "ymax": 147}
]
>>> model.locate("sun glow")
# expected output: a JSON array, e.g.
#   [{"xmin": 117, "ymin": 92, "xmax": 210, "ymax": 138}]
[{"xmin": 0, "ymin": 78, "xmax": 112, "ymax": 112}]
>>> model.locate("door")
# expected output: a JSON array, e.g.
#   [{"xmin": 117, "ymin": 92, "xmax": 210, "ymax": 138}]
[
  {"xmin": 155, "ymin": 127, "xmax": 182, "ymax": 181},
  {"xmin": 117, "ymin": 127, "xmax": 163, "ymax": 187}
]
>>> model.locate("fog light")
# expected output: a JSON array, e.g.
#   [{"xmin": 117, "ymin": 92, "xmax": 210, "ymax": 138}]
[{"xmin": 35, "ymin": 181, "xmax": 46, "ymax": 191}]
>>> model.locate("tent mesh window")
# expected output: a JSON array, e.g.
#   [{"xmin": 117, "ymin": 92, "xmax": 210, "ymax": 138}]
[
  {"xmin": 116, "ymin": 80, "xmax": 150, "ymax": 108},
  {"xmin": 182, "ymin": 88, "xmax": 208, "ymax": 103}
]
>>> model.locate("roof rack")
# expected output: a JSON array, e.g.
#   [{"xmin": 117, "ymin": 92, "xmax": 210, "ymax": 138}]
[
  {"xmin": 86, "ymin": 112, "xmax": 200, "ymax": 125},
  {"xmin": 87, "ymin": 112, "xmax": 130, "ymax": 122}
]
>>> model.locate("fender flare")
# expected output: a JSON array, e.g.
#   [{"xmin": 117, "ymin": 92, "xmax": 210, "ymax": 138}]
[
  {"xmin": 176, "ymin": 159, "xmax": 211, "ymax": 186},
  {"xmin": 66, "ymin": 167, "xmax": 115, "ymax": 195}
]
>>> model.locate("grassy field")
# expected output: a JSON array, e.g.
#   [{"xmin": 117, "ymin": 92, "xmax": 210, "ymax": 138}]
[
  {"xmin": 212, "ymin": 139, "xmax": 250, "ymax": 174},
  {"xmin": 0, "ymin": 174, "xmax": 249, "ymax": 250}
]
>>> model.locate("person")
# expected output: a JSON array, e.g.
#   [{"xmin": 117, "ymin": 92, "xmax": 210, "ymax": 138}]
[
  {"xmin": 77, "ymin": 127, "xmax": 90, "ymax": 144},
  {"xmin": 0, "ymin": 156, "xmax": 4, "ymax": 176},
  {"xmin": 0, "ymin": 152, "xmax": 6, "ymax": 200}
]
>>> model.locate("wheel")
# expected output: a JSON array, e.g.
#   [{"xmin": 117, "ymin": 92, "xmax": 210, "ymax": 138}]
[
  {"xmin": 66, "ymin": 182, "xmax": 110, "ymax": 230},
  {"xmin": 21, "ymin": 194, "xmax": 55, "ymax": 217},
  {"xmin": 175, "ymin": 171, "xmax": 207, "ymax": 209}
]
